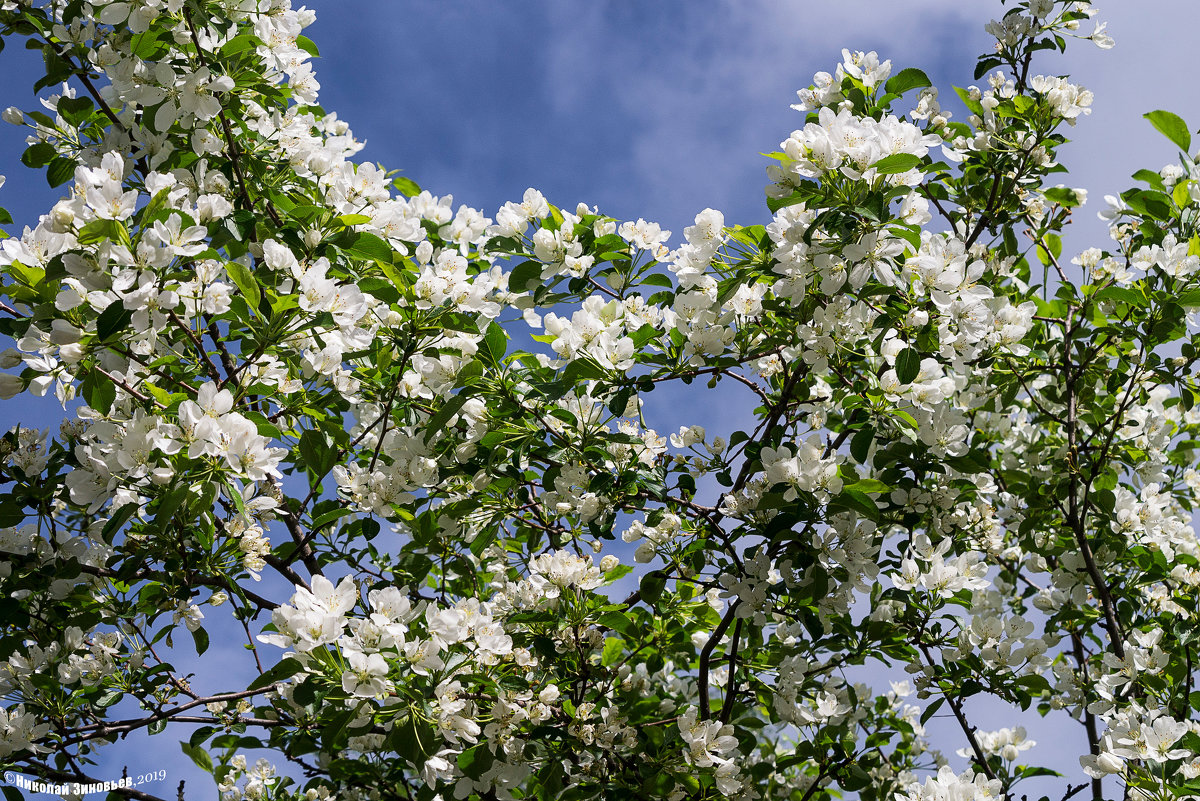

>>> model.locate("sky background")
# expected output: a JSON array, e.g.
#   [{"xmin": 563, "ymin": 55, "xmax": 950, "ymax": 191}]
[{"xmin": 1, "ymin": 0, "xmax": 1198, "ymax": 796}]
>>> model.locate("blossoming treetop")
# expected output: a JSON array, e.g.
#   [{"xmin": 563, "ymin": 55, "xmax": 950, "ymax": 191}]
[{"xmin": 0, "ymin": 0, "xmax": 1195, "ymax": 800}]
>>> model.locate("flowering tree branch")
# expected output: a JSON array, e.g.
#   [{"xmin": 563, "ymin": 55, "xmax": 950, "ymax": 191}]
[{"xmin": 0, "ymin": 1, "xmax": 1190, "ymax": 800}]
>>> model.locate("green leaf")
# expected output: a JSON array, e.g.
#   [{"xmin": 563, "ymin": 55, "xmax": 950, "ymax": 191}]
[
  {"xmin": 297, "ymin": 429, "xmax": 337, "ymax": 484},
  {"xmin": 1144, "ymin": 109, "xmax": 1192, "ymax": 154},
  {"xmin": 639, "ymin": 572, "xmax": 666, "ymax": 604},
  {"xmin": 954, "ymin": 86, "xmax": 983, "ymax": 116},
  {"xmin": 509, "ymin": 260, "xmax": 544, "ymax": 292},
  {"xmin": 841, "ymin": 765, "xmax": 873, "ymax": 792},
  {"xmin": 871, "ymin": 153, "xmax": 922, "ymax": 175},
  {"xmin": 191, "ymin": 626, "xmax": 209, "ymax": 656},
  {"xmin": 139, "ymin": 187, "xmax": 173, "ymax": 226},
  {"xmin": 359, "ymin": 276, "xmax": 399, "ymax": 303},
  {"xmin": 57, "ymin": 95, "xmax": 93, "ymax": 126},
  {"xmin": 153, "ymin": 484, "xmax": 189, "ymax": 530},
  {"xmin": 21, "ymin": 142, "xmax": 55, "ymax": 168},
  {"xmin": 0, "ymin": 500, "xmax": 25, "ymax": 528},
  {"xmin": 605, "ymin": 564, "xmax": 633, "ymax": 583},
  {"xmin": 180, "ymin": 741, "xmax": 214, "ymax": 774},
  {"xmin": 46, "ymin": 156, "xmax": 76, "ymax": 187},
  {"xmin": 1043, "ymin": 186, "xmax": 1081, "ymax": 208},
  {"xmin": 247, "ymin": 657, "xmax": 302, "ymax": 691},
  {"xmin": 850, "ymin": 427, "xmax": 874, "ymax": 464},
  {"xmin": 128, "ymin": 29, "xmax": 166, "ymax": 60},
  {"xmin": 457, "ymin": 744, "xmax": 495, "ymax": 779},
  {"xmin": 1177, "ymin": 288, "xmax": 1200, "ymax": 307},
  {"xmin": 96, "ymin": 300, "xmax": 133, "ymax": 341},
  {"xmin": 945, "ymin": 450, "xmax": 990, "ymax": 474},
  {"xmin": 829, "ymin": 488, "xmax": 880, "ymax": 522},
  {"xmin": 480, "ymin": 322, "xmax": 507, "ymax": 365},
  {"xmin": 1017, "ymin": 674, "xmax": 1052, "ymax": 694},
  {"xmin": 81, "ymin": 368, "xmax": 116, "ymax": 414},
  {"xmin": 895, "ymin": 347, "xmax": 921, "ymax": 384},
  {"xmin": 843, "ymin": 478, "xmax": 889, "ymax": 494},
  {"xmin": 601, "ymin": 637, "xmax": 624, "ymax": 666},
  {"xmin": 423, "ymin": 393, "xmax": 470, "ymax": 444},
  {"xmin": 101, "ymin": 501, "xmax": 139, "ymax": 541},
  {"xmin": 94, "ymin": 689, "xmax": 124, "ymax": 709},
  {"xmin": 884, "ymin": 67, "xmax": 932, "ymax": 96},
  {"xmin": 296, "ymin": 35, "xmax": 320, "ymax": 58},
  {"xmin": 344, "ymin": 231, "xmax": 394, "ymax": 262},
  {"xmin": 1121, "ymin": 188, "xmax": 1173, "ymax": 220},
  {"xmin": 225, "ymin": 259, "xmax": 261, "ymax": 311},
  {"xmin": 77, "ymin": 218, "xmax": 129, "ymax": 247},
  {"xmin": 219, "ymin": 33, "xmax": 262, "ymax": 58},
  {"xmin": 1096, "ymin": 286, "xmax": 1147, "ymax": 307},
  {"xmin": 311, "ymin": 506, "xmax": 353, "ymax": 532},
  {"xmin": 390, "ymin": 715, "xmax": 438, "ymax": 765},
  {"xmin": 1035, "ymin": 232, "xmax": 1062, "ymax": 267},
  {"xmin": 597, "ymin": 610, "xmax": 636, "ymax": 637},
  {"xmin": 1175, "ymin": 180, "xmax": 1192, "ymax": 209},
  {"xmin": 1132, "ymin": 168, "xmax": 1167, "ymax": 191},
  {"xmin": 393, "ymin": 176, "xmax": 420, "ymax": 197}
]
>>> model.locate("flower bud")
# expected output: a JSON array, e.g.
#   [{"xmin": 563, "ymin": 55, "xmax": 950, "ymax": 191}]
[
  {"xmin": 906, "ymin": 309, "xmax": 929, "ymax": 328},
  {"xmin": 58, "ymin": 343, "xmax": 84, "ymax": 364},
  {"xmin": 307, "ymin": 151, "xmax": 333, "ymax": 175},
  {"xmin": 600, "ymin": 555, "xmax": 619, "ymax": 572},
  {"xmin": 47, "ymin": 202, "xmax": 75, "ymax": 233},
  {"xmin": 881, "ymin": 337, "xmax": 906, "ymax": 362},
  {"xmin": 2, "ymin": 107, "xmax": 23, "ymax": 125}
]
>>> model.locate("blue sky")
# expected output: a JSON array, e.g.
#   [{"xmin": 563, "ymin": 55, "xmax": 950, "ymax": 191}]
[{"xmin": 1, "ymin": 0, "xmax": 1199, "ymax": 795}]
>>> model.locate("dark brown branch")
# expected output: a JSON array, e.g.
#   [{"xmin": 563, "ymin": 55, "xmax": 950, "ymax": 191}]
[
  {"xmin": 918, "ymin": 643, "xmax": 999, "ymax": 784},
  {"xmin": 698, "ymin": 599, "xmax": 741, "ymax": 721},
  {"xmin": 48, "ymin": 683, "xmax": 285, "ymax": 749},
  {"xmin": 1070, "ymin": 631, "xmax": 1104, "ymax": 801},
  {"xmin": 1063, "ymin": 306, "xmax": 1125, "ymax": 658},
  {"xmin": 718, "ymin": 618, "xmax": 743, "ymax": 724},
  {"xmin": 166, "ymin": 309, "xmax": 223, "ymax": 383}
]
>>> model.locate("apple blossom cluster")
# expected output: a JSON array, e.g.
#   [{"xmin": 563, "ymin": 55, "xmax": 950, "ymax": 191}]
[
  {"xmin": 677, "ymin": 706, "xmax": 746, "ymax": 797},
  {"xmin": 0, "ymin": 705, "xmax": 49, "ymax": 759},
  {"xmin": 896, "ymin": 765, "xmax": 1003, "ymax": 801},
  {"xmin": 254, "ymin": 556, "xmax": 659, "ymax": 797},
  {"xmin": 1082, "ymin": 706, "xmax": 1194, "ymax": 784},
  {"xmin": 890, "ymin": 533, "xmax": 990, "ymax": 599},
  {"xmin": 768, "ymin": 106, "xmax": 943, "ymax": 196}
]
